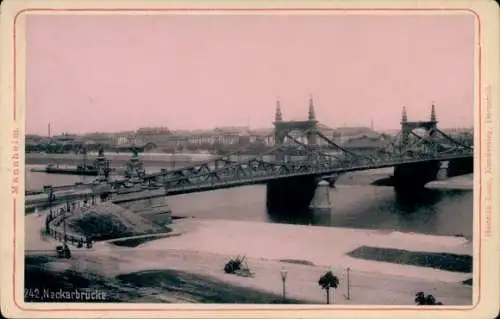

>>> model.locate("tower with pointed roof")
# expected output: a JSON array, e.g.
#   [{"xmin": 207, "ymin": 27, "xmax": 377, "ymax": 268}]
[
  {"xmin": 401, "ymin": 106, "xmax": 408, "ymax": 124},
  {"xmin": 307, "ymin": 95, "xmax": 317, "ymax": 146},
  {"xmin": 308, "ymin": 95, "xmax": 316, "ymax": 121},
  {"xmin": 400, "ymin": 104, "xmax": 439, "ymax": 150},
  {"xmin": 275, "ymin": 98, "xmax": 282, "ymax": 122},
  {"xmin": 430, "ymin": 103, "xmax": 437, "ymax": 123},
  {"xmin": 428, "ymin": 103, "xmax": 438, "ymax": 139},
  {"xmin": 401, "ymin": 106, "xmax": 409, "ymax": 147},
  {"xmin": 273, "ymin": 95, "xmax": 319, "ymax": 150}
]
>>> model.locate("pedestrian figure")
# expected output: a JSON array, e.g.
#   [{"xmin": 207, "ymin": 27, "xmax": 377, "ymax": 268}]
[
  {"xmin": 45, "ymin": 216, "xmax": 50, "ymax": 234},
  {"xmin": 86, "ymin": 236, "xmax": 93, "ymax": 249}
]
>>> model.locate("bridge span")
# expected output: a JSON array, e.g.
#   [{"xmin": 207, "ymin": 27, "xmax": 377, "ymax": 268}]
[{"xmin": 28, "ymin": 99, "xmax": 473, "ymax": 211}]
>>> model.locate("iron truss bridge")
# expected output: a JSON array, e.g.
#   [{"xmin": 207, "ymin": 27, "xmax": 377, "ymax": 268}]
[
  {"xmin": 111, "ymin": 126, "xmax": 473, "ymax": 196},
  {"xmin": 26, "ymin": 122, "xmax": 473, "ymax": 203}
]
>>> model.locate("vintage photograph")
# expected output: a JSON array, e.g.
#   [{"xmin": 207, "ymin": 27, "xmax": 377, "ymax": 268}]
[{"xmin": 22, "ymin": 8, "xmax": 476, "ymax": 307}]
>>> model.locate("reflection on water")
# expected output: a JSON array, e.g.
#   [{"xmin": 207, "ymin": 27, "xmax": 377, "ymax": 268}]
[
  {"xmin": 393, "ymin": 188, "xmax": 444, "ymax": 213},
  {"xmin": 25, "ymin": 165, "xmax": 473, "ymax": 239},
  {"xmin": 266, "ymin": 186, "xmax": 473, "ymax": 239}
]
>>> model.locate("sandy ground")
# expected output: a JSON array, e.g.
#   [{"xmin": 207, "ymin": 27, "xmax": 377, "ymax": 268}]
[
  {"xmin": 24, "ymin": 174, "xmax": 474, "ymax": 305},
  {"xmin": 25, "ymin": 207, "xmax": 473, "ymax": 305},
  {"xmin": 134, "ymin": 218, "xmax": 473, "ymax": 284}
]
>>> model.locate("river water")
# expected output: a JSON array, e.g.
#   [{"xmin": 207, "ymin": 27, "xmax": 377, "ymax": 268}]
[{"xmin": 25, "ymin": 164, "xmax": 473, "ymax": 239}]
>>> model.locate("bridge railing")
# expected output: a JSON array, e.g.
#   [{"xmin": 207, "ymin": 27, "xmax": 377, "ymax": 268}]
[
  {"xmin": 31, "ymin": 150, "xmax": 473, "ymax": 198},
  {"xmin": 42, "ymin": 200, "xmax": 95, "ymax": 248},
  {"xmin": 163, "ymin": 151, "xmax": 473, "ymax": 192},
  {"xmin": 44, "ymin": 227, "xmax": 91, "ymax": 247}
]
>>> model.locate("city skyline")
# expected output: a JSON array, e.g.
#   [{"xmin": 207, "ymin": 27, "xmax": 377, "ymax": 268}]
[
  {"xmin": 26, "ymin": 13, "xmax": 475, "ymax": 135},
  {"xmin": 28, "ymin": 120, "xmax": 473, "ymax": 138}
]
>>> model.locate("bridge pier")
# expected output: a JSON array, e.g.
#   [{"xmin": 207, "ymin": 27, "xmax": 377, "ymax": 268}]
[
  {"xmin": 392, "ymin": 160, "xmax": 441, "ymax": 191},
  {"xmin": 309, "ymin": 180, "xmax": 332, "ymax": 210},
  {"xmin": 266, "ymin": 175, "xmax": 318, "ymax": 211},
  {"xmin": 447, "ymin": 157, "xmax": 474, "ymax": 178},
  {"xmin": 436, "ymin": 161, "xmax": 449, "ymax": 180}
]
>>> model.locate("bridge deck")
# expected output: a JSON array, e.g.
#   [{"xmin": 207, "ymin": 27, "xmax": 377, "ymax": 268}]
[{"xmin": 27, "ymin": 152, "xmax": 472, "ymax": 205}]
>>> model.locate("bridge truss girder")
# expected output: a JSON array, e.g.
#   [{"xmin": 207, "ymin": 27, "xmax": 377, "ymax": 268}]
[{"xmin": 138, "ymin": 123, "xmax": 474, "ymax": 193}]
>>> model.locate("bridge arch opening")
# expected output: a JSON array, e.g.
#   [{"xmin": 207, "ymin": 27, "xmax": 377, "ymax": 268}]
[{"xmin": 283, "ymin": 129, "xmax": 309, "ymax": 145}]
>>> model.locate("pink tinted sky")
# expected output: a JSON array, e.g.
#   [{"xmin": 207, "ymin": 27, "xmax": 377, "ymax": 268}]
[{"xmin": 26, "ymin": 13, "xmax": 475, "ymax": 135}]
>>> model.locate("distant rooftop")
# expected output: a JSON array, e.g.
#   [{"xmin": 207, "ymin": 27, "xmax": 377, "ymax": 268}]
[{"xmin": 343, "ymin": 135, "xmax": 390, "ymax": 149}]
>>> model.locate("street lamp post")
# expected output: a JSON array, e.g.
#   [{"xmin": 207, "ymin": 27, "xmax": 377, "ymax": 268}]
[
  {"xmin": 63, "ymin": 212, "xmax": 67, "ymax": 244},
  {"xmin": 280, "ymin": 267, "xmax": 288, "ymax": 302},
  {"xmin": 346, "ymin": 267, "xmax": 351, "ymax": 300}
]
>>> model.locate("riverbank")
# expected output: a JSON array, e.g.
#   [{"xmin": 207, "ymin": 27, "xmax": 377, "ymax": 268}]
[
  {"xmin": 26, "ymin": 158, "xmax": 194, "ymax": 169},
  {"xmin": 25, "ymin": 152, "xmax": 201, "ymax": 168},
  {"xmin": 133, "ymin": 218, "xmax": 473, "ymax": 282},
  {"xmin": 25, "ymin": 210, "xmax": 473, "ymax": 305}
]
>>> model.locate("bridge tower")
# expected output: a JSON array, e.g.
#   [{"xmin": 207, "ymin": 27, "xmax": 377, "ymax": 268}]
[
  {"xmin": 307, "ymin": 95, "xmax": 318, "ymax": 146},
  {"xmin": 267, "ymin": 96, "xmax": 321, "ymax": 212},
  {"xmin": 394, "ymin": 103, "xmax": 441, "ymax": 190},
  {"xmin": 273, "ymin": 95, "xmax": 319, "ymax": 148},
  {"xmin": 400, "ymin": 104, "xmax": 438, "ymax": 151},
  {"xmin": 274, "ymin": 98, "xmax": 284, "ymax": 145}
]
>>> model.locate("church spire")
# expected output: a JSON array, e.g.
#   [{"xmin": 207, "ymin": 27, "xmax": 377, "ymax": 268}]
[
  {"xmin": 275, "ymin": 97, "xmax": 282, "ymax": 122},
  {"xmin": 308, "ymin": 94, "xmax": 316, "ymax": 120},
  {"xmin": 401, "ymin": 106, "xmax": 408, "ymax": 123},
  {"xmin": 430, "ymin": 103, "xmax": 437, "ymax": 122}
]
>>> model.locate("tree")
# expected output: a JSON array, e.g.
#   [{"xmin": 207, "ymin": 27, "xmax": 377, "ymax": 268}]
[
  {"xmin": 318, "ymin": 270, "xmax": 340, "ymax": 304},
  {"xmin": 415, "ymin": 292, "xmax": 444, "ymax": 305}
]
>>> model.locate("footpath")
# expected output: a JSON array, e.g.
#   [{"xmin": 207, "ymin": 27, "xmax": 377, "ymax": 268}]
[{"xmin": 26, "ymin": 196, "xmax": 104, "ymax": 253}]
